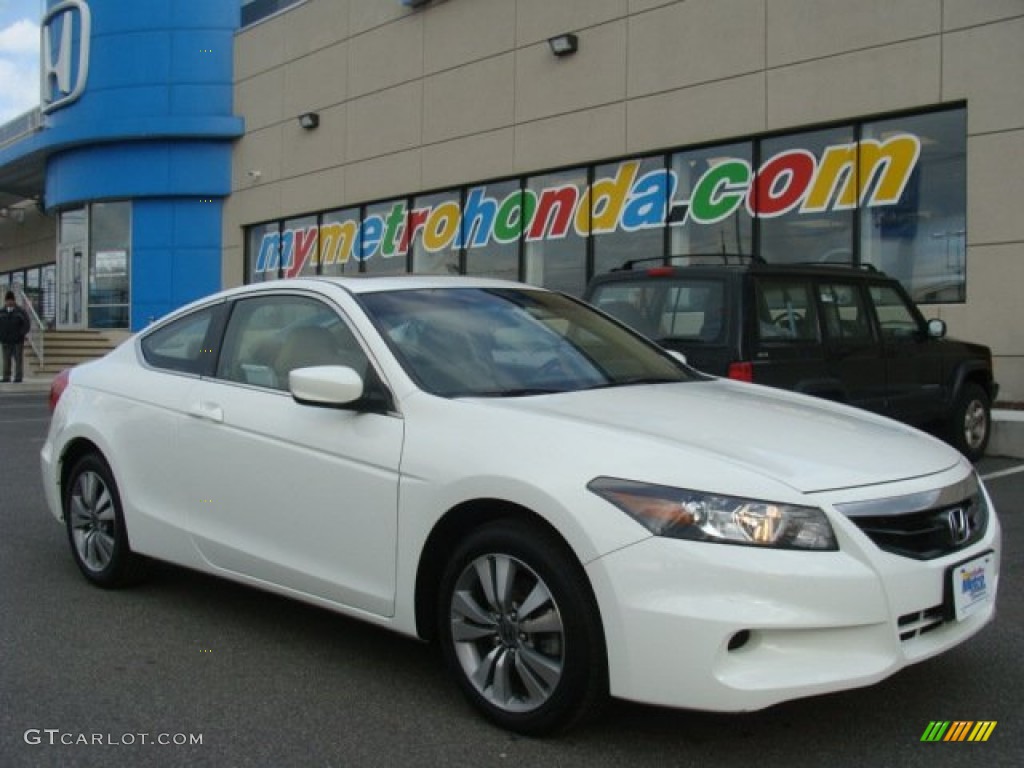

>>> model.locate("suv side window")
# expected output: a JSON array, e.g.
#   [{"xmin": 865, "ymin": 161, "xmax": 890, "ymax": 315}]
[
  {"xmin": 754, "ymin": 279, "xmax": 819, "ymax": 342},
  {"xmin": 140, "ymin": 305, "xmax": 222, "ymax": 375},
  {"xmin": 660, "ymin": 280, "xmax": 727, "ymax": 342},
  {"xmin": 818, "ymin": 282, "xmax": 873, "ymax": 343},
  {"xmin": 870, "ymin": 283, "xmax": 922, "ymax": 340},
  {"xmin": 216, "ymin": 295, "xmax": 369, "ymax": 391}
]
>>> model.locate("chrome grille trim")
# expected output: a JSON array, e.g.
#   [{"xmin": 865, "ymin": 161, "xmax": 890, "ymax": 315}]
[{"xmin": 835, "ymin": 474, "xmax": 978, "ymax": 519}]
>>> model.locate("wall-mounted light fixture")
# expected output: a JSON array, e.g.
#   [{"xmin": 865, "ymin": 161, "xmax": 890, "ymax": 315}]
[
  {"xmin": 548, "ymin": 33, "xmax": 579, "ymax": 57},
  {"xmin": 298, "ymin": 112, "xmax": 320, "ymax": 130}
]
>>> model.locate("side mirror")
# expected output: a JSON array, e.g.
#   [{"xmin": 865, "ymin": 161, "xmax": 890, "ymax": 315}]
[
  {"xmin": 289, "ymin": 366, "xmax": 364, "ymax": 407},
  {"xmin": 926, "ymin": 318, "xmax": 947, "ymax": 339}
]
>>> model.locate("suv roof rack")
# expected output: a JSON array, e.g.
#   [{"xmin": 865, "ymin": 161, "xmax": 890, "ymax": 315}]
[
  {"xmin": 615, "ymin": 253, "xmax": 764, "ymax": 271},
  {"xmin": 787, "ymin": 262, "xmax": 882, "ymax": 273}
]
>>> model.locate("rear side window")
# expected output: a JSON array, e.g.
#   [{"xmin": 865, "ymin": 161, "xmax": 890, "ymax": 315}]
[
  {"xmin": 818, "ymin": 283, "xmax": 873, "ymax": 343},
  {"xmin": 754, "ymin": 279, "xmax": 819, "ymax": 342},
  {"xmin": 140, "ymin": 305, "xmax": 221, "ymax": 375},
  {"xmin": 589, "ymin": 278, "xmax": 726, "ymax": 341}
]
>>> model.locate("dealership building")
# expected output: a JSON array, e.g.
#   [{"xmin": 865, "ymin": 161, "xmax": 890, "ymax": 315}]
[{"xmin": 0, "ymin": 0, "xmax": 1022, "ymax": 399}]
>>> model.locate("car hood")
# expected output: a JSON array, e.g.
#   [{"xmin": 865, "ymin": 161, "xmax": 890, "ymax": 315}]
[{"xmin": 467, "ymin": 380, "xmax": 961, "ymax": 494}]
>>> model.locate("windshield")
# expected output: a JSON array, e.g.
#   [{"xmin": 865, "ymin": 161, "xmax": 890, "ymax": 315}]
[{"xmin": 359, "ymin": 288, "xmax": 695, "ymax": 397}]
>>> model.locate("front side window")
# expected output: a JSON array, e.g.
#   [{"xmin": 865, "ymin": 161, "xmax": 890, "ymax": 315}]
[
  {"xmin": 141, "ymin": 305, "xmax": 221, "ymax": 375},
  {"xmin": 216, "ymin": 295, "xmax": 367, "ymax": 391},
  {"xmin": 870, "ymin": 283, "xmax": 923, "ymax": 340}
]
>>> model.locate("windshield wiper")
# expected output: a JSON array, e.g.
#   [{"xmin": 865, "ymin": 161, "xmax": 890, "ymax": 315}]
[
  {"xmin": 586, "ymin": 376, "xmax": 682, "ymax": 390},
  {"xmin": 468, "ymin": 388, "xmax": 567, "ymax": 398}
]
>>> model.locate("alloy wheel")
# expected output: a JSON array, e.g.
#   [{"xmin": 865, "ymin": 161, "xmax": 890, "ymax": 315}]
[
  {"xmin": 449, "ymin": 553, "xmax": 565, "ymax": 713},
  {"xmin": 69, "ymin": 470, "xmax": 117, "ymax": 572}
]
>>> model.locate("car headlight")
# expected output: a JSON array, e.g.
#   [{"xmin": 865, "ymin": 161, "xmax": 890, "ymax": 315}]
[{"xmin": 588, "ymin": 477, "xmax": 837, "ymax": 551}]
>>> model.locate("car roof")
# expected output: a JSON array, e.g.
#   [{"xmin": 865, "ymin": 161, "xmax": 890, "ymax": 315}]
[{"xmin": 211, "ymin": 274, "xmax": 538, "ymax": 301}]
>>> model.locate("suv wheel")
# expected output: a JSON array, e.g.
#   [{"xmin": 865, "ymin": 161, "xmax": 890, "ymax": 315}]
[{"xmin": 948, "ymin": 382, "xmax": 991, "ymax": 462}]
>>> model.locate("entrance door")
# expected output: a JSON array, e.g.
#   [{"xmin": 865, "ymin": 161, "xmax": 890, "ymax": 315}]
[{"xmin": 57, "ymin": 244, "xmax": 87, "ymax": 329}]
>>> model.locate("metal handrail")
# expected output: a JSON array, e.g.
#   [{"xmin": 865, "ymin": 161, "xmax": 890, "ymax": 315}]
[{"xmin": 12, "ymin": 284, "xmax": 45, "ymax": 367}]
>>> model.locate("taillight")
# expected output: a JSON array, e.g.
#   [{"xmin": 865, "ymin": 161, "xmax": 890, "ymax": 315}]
[
  {"xmin": 727, "ymin": 361, "xmax": 753, "ymax": 383},
  {"xmin": 49, "ymin": 368, "xmax": 71, "ymax": 412}
]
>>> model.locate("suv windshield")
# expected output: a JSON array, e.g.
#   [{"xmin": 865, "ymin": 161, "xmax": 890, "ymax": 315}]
[
  {"xmin": 589, "ymin": 278, "xmax": 727, "ymax": 343},
  {"xmin": 360, "ymin": 288, "xmax": 693, "ymax": 397}
]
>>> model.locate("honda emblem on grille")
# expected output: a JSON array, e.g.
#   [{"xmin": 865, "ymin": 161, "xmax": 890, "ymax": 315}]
[{"xmin": 948, "ymin": 507, "xmax": 971, "ymax": 545}]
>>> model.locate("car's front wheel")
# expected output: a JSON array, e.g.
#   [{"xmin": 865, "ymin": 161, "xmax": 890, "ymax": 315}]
[
  {"xmin": 437, "ymin": 520, "xmax": 607, "ymax": 735},
  {"xmin": 948, "ymin": 382, "xmax": 991, "ymax": 462},
  {"xmin": 64, "ymin": 453, "xmax": 146, "ymax": 587}
]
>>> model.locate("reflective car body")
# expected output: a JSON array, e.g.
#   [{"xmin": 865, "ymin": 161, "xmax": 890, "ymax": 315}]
[{"xmin": 41, "ymin": 276, "xmax": 1000, "ymax": 733}]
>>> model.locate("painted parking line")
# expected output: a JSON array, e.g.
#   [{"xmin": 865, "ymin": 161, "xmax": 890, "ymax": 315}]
[
  {"xmin": 0, "ymin": 417, "xmax": 51, "ymax": 424},
  {"xmin": 980, "ymin": 464, "xmax": 1024, "ymax": 482}
]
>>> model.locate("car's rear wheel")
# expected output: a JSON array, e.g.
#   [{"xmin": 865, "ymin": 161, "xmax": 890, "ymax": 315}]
[
  {"xmin": 64, "ymin": 453, "xmax": 146, "ymax": 587},
  {"xmin": 949, "ymin": 382, "xmax": 991, "ymax": 462},
  {"xmin": 437, "ymin": 520, "xmax": 607, "ymax": 735}
]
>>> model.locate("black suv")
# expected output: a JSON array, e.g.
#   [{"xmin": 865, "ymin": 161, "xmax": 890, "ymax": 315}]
[{"xmin": 584, "ymin": 259, "xmax": 998, "ymax": 461}]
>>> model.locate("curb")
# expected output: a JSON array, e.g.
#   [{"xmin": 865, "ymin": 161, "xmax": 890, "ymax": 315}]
[{"xmin": 991, "ymin": 410, "xmax": 1024, "ymax": 460}]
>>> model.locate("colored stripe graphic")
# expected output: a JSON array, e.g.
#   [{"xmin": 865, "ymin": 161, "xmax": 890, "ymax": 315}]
[
  {"xmin": 921, "ymin": 721, "xmax": 997, "ymax": 742},
  {"xmin": 944, "ymin": 721, "xmax": 973, "ymax": 741},
  {"xmin": 921, "ymin": 721, "xmax": 950, "ymax": 741},
  {"xmin": 968, "ymin": 722, "xmax": 997, "ymax": 742}
]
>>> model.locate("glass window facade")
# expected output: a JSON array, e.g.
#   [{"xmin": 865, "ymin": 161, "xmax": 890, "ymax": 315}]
[
  {"xmin": 240, "ymin": 0, "xmax": 304, "ymax": 27},
  {"xmin": 244, "ymin": 106, "xmax": 967, "ymax": 303},
  {"xmin": 88, "ymin": 202, "xmax": 131, "ymax": 329}
]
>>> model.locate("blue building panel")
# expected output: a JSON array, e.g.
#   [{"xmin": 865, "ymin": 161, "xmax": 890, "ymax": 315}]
[
  {"xmin": 132, "ymin": 199, "xmax": 223, "ymax": 328},
  {"xmin": 0, "ymin": 1, "xmax": 244, "ymax": 330},
  {"xmin": 171, "ymin": 31, "xmax": 235, "ymax": 82},
  {"xmin": 47, "ymin": 140, "xmax": 233, "ymax": 210}
]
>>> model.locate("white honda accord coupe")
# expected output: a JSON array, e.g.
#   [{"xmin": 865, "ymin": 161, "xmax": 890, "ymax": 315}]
[{"xmin": 41, "ymin": 276, "xmax": 1000, "ymax": 734}]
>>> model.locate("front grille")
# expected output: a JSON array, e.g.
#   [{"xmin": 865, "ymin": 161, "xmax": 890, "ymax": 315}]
[
  {"xmin": 851, "ymin": 499, "xmax": 987, "ymax": 560},
  {"xmin": 898, "ymin": 605, "xmax": 945, "ymax": 641},
  {"xmin": 835, "ymin": 475, "xmax": 989, "ymax": 560}
]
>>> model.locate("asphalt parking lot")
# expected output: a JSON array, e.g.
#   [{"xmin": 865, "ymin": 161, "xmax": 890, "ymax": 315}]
[{"xmin": 1, "ymin": 390, "xmax": 1021, "ymax": 768}]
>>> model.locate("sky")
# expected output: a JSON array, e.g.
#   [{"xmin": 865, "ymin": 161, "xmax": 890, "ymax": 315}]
[{"xmin": 0, "ymin": 0, "xmax": 44, "ymax": 123}]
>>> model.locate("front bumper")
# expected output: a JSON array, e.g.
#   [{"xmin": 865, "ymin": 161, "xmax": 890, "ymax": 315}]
[{"xmin": 586, "ymin": 482, "xmax": 1001, "ymax": 712}]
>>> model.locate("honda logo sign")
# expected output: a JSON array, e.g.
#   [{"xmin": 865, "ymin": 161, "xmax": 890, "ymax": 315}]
[{"xmin": 41, "ymin": 0, "xmax": 92, "ymax": 114}]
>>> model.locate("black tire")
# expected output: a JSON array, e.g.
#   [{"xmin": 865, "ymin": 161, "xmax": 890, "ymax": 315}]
[
  {"xmin": 948, "ymin": 382, "xmax": 991, "ymax": 462},
  {"xmin": 64, "ymin": 453, "xmax": 147, "ymax": 588},
  {"xmin": 437, "ymin": 519, "xmax": 607, "ymax": 736}
]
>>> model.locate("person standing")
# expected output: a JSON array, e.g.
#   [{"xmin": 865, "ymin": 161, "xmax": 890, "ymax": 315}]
[{"xmin": 0, "ymin": 290, "xmax": 31, "ymax": 383}]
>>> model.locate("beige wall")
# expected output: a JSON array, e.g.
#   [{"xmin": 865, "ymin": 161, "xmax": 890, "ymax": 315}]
[
  {"xmin": 227, "ymin": 0, "xmax": 1024, "ymax": 400},
  {"xmin": 0, "ymin": 205, "xmax": 56, "ymax": 272}
]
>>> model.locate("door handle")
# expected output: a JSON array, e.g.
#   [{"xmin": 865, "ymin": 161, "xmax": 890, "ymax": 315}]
[{"xmin": 188, "ymin": 401, "xmax": 224, "ymax": 423}]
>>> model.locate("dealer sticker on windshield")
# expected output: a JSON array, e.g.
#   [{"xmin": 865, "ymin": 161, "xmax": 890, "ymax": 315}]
[{"xmin": 950, "ymin": 552, "xmax": 995, "ymax": 622}]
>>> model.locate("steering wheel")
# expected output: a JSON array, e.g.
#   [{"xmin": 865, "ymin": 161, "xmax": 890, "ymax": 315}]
[{"xmin": 774, "ymin": 312, "xmax": 804, "ymax": 328}]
